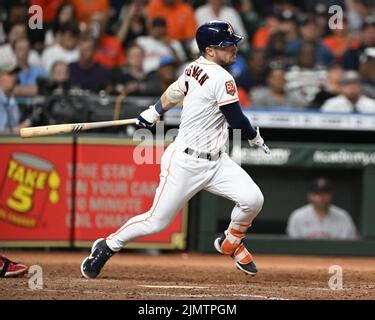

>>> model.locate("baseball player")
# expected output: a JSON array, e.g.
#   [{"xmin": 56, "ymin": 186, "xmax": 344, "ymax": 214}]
[{"xmin": 81, "ymin": 21, "xmax": 270, "ymax": 279}]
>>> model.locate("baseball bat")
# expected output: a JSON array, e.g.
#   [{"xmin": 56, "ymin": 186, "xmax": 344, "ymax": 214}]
[{"xmin": 20, "ymin": 118, "xmax": 137, "ymax": 138}]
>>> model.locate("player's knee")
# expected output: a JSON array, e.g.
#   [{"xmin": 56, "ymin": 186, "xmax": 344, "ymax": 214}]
[
  {"xmin": 241, "ymin": 189, "xmax": 264, "ymax": 215},
  {"xmin": 146, "ymin": 217, "xmax": 170, "ymax": 234}
]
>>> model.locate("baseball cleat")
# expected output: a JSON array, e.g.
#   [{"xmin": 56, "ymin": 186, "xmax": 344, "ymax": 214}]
[
  {"xmin": 214, "ymin": 235, "xmax": 258, "ymax": 276},
  {"xmin": 214, "ymin": 232, "xmax": 240, "ymax": 255},
  {"xmin": 80, "ymin": 238, "xmax": 115, "ymax": 279},
  {"xmin": 214, "ymin": 234, "xmax": 225, "ymax": 254},
  {"xmin": 232, "ymin": 243, "xmax": 258, "ymax": 276},
  {"xmin": 0, "ymin": 256, "xmax": 28, "ymax": 277}
]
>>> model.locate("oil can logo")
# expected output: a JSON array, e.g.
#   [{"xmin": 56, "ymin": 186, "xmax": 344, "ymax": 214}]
[{"xmin": 0, "ymin": 153, "xmax": 60, "ymax": 228}]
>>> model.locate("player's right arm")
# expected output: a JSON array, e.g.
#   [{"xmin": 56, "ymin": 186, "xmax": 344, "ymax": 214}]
[{"xmin": 136, "ymin": 80, "xmax": 185, "ymax": 128}]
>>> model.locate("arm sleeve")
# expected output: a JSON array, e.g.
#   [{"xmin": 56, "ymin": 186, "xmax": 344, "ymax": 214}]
[{"xmin": 220, "ymin": 101, "xmax": 257, "ymax": 140}]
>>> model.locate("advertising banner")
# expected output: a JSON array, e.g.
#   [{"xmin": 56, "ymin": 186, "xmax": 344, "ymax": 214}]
[
  {"xmin": 0, "ymin": 137, "xmax": 73, "ymax": 246},
  {"xmin": 73, "ymin": 137, "xmax": 187, "ymax": 250},
  {"xmin": 0, "ymin": 137, "xmax": 188, "ymax": 250},
  {"xmin": 231, "ymin": 142, "xmax": 375, "ymax": 168}
]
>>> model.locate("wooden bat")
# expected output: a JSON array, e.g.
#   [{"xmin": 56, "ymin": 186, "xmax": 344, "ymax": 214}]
[{"xmin": 20, "ymin": 118, "xmax": 137, "ymax": 138}]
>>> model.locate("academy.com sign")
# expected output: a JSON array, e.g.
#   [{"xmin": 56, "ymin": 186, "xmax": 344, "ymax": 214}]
[
  {"xmin": 231, "ymin": 146, "xmax": 291, "ymax": 165},
  {"xmin": 229, "ymin": 145, "xmax": 375, "ymax": 167},
  {"xmin": 313, "ymin": 150, "xmax": 375, "ymax": 166}
]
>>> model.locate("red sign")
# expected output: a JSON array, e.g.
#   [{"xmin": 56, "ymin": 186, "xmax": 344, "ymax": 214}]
[
  {"xmin": 0, "ymin": 138, "xmax": 72, "ymax": 245},
  {"xmin": 73, "ymin": 138, "xmax": 187, "ymax": 250},
  {"xmin": 0, "ymin": 137, "xmax": 187, "ymax": 250}
]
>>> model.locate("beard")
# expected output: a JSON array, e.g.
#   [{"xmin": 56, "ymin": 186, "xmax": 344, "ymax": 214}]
[{"xmin": 218, "ymin": 56, "xmax": 236, "ymax": 68}]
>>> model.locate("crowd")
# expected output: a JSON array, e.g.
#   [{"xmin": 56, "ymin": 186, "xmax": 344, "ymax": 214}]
[{"xmin": 1, "ymin": 0, "xmax": 375, "ymax": 132}]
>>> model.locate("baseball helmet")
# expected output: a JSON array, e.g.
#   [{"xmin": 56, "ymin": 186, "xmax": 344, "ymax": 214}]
[{"xmin": 195, "ymin": 20, "xmax": 243, "ymax": 53}]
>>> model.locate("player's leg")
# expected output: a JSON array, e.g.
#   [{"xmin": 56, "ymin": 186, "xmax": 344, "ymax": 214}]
[
  {"xmin": 81, "ymin": 145, "xmax": 208, "ymax": 278},
  {"xmin": 105, "ymin": 148, "xmax": 203, "ymax": 250},
  {"xmin": 204, "ymin": 153, "xmax": 264, "ymax": 275}
]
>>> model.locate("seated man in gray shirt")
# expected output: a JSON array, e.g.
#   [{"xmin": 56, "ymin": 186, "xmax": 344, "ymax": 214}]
[{"xmin": 286, "ymin": 177, "xmax": 358, "ymax": 239}]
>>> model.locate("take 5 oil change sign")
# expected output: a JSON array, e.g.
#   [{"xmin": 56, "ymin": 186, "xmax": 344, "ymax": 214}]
[{"xmin": 0, "ymin": 138, "xmax": 73, "ymax": 246}]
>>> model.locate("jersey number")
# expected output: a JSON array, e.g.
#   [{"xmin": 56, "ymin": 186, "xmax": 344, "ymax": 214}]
[{"xmin": 183, "ymin": 81, "xmax": 189, "ymax": 96}]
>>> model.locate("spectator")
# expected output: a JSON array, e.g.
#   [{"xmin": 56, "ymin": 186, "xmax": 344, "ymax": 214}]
[
  {"xmin": 233, "ymin": 0, "xmax": 263, "ymax": 43},
  {"xmin": 3, "ymin": 1, "xmax": 39, "ymax": 49},
  {"xmin": 252, "ymin": 10, "xmax": 281, "ymax": 50},
  {"xmin": 285, "ymin": 14, "xmax": 334, "ymax": 66},
  {"xmin": 69, "ymin": 37, "xmax": 110, "ymax": 92},
  {"xmin": 50, "ymin": 60, "xmax": 69, "ymax": 83},
  {"xmin": 321, "ymin": 70, "xmax": 375, "ymax": 113},
  {"xmin": 264, "ymin": 31, "xmax": 291, "ymax": 66},
  {"xmin": 70, "ymin": 0, "xmax": 110, "ymax": 25},
  {"xmin": 309, "ymin": 64, "xmax": 344, "ymax": 109},
  {"xmin": 144, "ymin": 55, "xmax": 177, "ymax": 96},
  {"xmin": 251, "ymin": 66, "xmax": 306, "ymax": 109},
  {"xmin": 41, "ymin": 22, "xmax": 80, "ymax": 73},
  {"xmin": 136, "ymin": 17, "xmax": 186, "ymax": 73},
  {"xmin": 323, "ymin": 16, "xmax": 360, "ymax": 63},
  {"xmin": 0, "ymin": 61, "xmax": 30, "ymax": 133},
  {"xmin": 0, "ymin": 255, "xmax": 28, "ymax": 277},
  {"xmin": 358, "ymin": 47, "xmax": 375, "ymax": 98},
  {"xmin": 111, "ymin": 42, "xmax": 148, "ymax": 96},
  {"xmin": 285, "ymin": 42, "xmax": 327, "ymax": 107},
  {"xmin": 195, "ymin": 0, "xmax": 249, "ymax": 51},
  {"xmin": 346, "ymin": 0, "xmax": 375, "ymax": 36},
  {"xmin": 88, "ymin": 11, "xmax": 126, "ymax": 69},
  {"xmin": 236, "ymin": 49, "xmax": 267, "ymax": 93},
  {"xmin": 37, "ymin": 60, "xmax": 70, "ymax": 96},
  {"xmin": 343, "ymin": 16, "xmax": 375, "ymax": 70},
  {"xmin": 278, "ymin": 9, "xmax": 299, "ymax": 43},
  {"xmin": 310, "ymin": 2, "xmax": 331, "ymax": 38},
  {"xmin": 13, "ymin": 38, "xmax": 47, "ymax": 98},
  {"xmin": 116, "ymin": 0, "xmax": 148, "ymax": 47},
  {"xmin": 147, "ymin": 0, "xmax": 197, "ymax": 42},
  {"xmin": 44, "ymin": 2, "xmax": 77, "ymax": 46},
  {"xmin": 0, "ymin": 23, "xmax": 41, "ymax": 66},
  {"xmin": 286, "ymin": 177, "xmax": 358, "ymax": 239}
]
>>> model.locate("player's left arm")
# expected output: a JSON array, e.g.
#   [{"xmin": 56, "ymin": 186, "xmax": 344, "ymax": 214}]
[
  {"xmin": 136, "ymin": 80, "xmax": 184, "ymax": 128},
  {"xmin": 220, "ymin": 102, "xmax": 270, "ymax": 154}
]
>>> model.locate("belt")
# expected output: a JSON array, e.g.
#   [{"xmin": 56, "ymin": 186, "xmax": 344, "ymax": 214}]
[{"xmin": 184, "ymin": 147, "xmax": 222, "ymax": 161}]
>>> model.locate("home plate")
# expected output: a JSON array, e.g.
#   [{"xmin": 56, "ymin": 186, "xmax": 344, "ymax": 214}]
[{"xmin": 138, "ymin": 285, "xmax": 209, "ymax": 289}]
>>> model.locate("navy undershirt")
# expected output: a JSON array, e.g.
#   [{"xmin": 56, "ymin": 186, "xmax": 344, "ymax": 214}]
[{"xmin": 220, "ymin": 101, "xmax": 257, "ymax": 140}]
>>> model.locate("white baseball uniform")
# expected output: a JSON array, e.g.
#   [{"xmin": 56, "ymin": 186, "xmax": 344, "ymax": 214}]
[{"xmin": 106, "ymin": 56, "xmax": 264, "ymax": 251}]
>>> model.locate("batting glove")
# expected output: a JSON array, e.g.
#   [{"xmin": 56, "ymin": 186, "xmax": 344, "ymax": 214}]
[
  {"xmin": 249, "ymin": 127, "xmax": 270, "ymax": 154},
  {"xmin": 136, "ymin": 105, "xmax": 161, "ymax": 128}
]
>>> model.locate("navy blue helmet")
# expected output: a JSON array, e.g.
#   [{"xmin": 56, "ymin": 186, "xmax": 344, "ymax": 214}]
[{"xmin": 195, "ymin": 21, "xmax": 243, "ymax": 53}]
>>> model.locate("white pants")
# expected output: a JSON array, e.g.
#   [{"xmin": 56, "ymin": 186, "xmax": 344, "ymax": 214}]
[{"xmin": 106, "ymin": 142, "xmax": 264, "ymax": 251}]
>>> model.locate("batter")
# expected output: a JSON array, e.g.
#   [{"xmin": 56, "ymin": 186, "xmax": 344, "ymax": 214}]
[{"xmin": 81, "ymin": 21, "xmax": 270, "ymax": 279}]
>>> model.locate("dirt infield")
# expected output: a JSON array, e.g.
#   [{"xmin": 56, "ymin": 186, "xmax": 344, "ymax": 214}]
[{"xmin": 1, "ymin": 251, "xmax": 375, "ymax": 300}]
